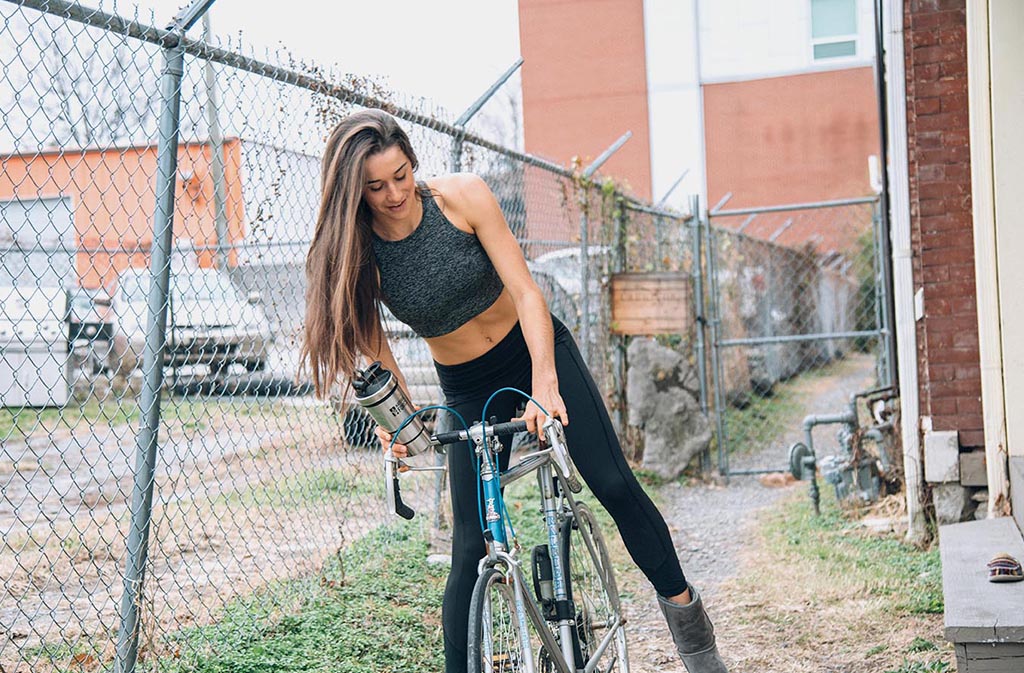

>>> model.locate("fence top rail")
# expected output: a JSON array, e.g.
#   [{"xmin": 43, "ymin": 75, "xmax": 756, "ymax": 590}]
[
  {"xmin": 710, "ymin": 195, "xmax": 880, "ymax": 217},
  {"xmin": 9, "ymin": 0, "xmax": 658, "ymax": 214},
  {"xmin": 621, "ymin": 201, "xmax": 692, "ymax": 221}
]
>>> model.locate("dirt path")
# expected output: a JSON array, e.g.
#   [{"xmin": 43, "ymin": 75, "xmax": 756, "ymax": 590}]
[{"xmin": 620, "ymin": 352, "xmax": 879, "ymax": 672}]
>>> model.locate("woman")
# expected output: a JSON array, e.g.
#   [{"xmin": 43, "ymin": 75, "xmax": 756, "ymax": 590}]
[{"xmin": 300, "ymin": 109, "xmax": 728, "ymax": 673}]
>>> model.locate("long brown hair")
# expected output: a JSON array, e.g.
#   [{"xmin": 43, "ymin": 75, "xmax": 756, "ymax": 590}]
[{"xmin": 299, "ymin": 109, "xmax": 419, "ymax": 398}]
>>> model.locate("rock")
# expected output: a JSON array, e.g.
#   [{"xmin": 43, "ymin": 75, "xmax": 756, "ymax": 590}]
[
  {"xmin": 626, "ymin": 338, "xmax": 711, "ymax": 480},
  {"xmin": 426, "ymin": 554, "xmax": 451, "ymax": 566},
  {"xmin": 933, "ymin": 483, "xmax": 971, "ymax": 524}
]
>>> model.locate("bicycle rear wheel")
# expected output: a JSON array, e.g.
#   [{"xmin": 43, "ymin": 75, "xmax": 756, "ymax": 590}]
[
  {"xmin": 468, "ymin": 566, "xmax": 545, "ymax": 673},
  {"xmin": 561, "ymin": 502, "xmax": 629, "ymax": 672}
]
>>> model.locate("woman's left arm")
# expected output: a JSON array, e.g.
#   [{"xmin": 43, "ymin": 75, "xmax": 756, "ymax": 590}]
[{"xmin": 454, "ymin": 173, "xmax": 568, "ymax": 432}]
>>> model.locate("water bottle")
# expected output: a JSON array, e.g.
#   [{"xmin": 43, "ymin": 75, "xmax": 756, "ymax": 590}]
[{"xmin": 351, "ymin": 361, "xmax": 431, "ymax": 457}]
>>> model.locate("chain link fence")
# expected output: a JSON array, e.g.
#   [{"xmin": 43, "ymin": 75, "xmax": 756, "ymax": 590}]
[
  {"xmin": 0, "ymin": 2, "xmax": 694, "ymax": 671},
  {"xmin": 705, "ymin": 197, "xmax": 892, "ymax": 475},
  {"xmin": 1, "ymin": 1, "xmax": 894, "ymax": 670}
]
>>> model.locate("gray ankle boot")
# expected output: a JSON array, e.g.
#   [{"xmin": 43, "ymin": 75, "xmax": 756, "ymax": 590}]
[{"xmin": 658, "ymin": 588, "xmax": 729, "ymax": 673}]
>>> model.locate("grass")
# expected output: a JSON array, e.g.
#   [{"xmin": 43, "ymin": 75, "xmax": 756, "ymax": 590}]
[
  {"xmin": 759, "ymin": 496, "xmax": 943, "ymax": 616},
  {"xmin": 150, "ymin": 523, "xmax": 447, "ymax": 673},
  {"xmin": 0, "ymin": 396, "xmax": 138, "ymax": 439},
  {"xmin": 133, "ymin": 460, "xmax": 636, "ymax": 673},
  {"xmin": 719, "ymin": 491, "xmax": 952, "ymax": 670},
  {"xmin": 218, "ymin": 469, "xmax": 378, "ymax": 510},
  {"xmin": 0, "ymin": 396, "xmax": 304, "ymax": 441}
]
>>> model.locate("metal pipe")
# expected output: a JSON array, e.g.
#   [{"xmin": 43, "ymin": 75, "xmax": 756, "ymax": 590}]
[
  {"xmin": 450, "ymin": 58, "xmax": 524, "ymax": 172},
  {"xmin": 713, "ymin": 195, "xmax": 879, "ymax": 217},
  {"xmin": 736, "ymin": 213, "xmax": 757, "ymax": 234},
  {"xmin": 767, "ymin": 217, "xmax": 794, "ymax": 243},
  {"xmin": 113, "ymin": 36, "xmax": 188, "ymax": 673},
  {"xmin": 203, "ymin": 12, "xmax": 229, "ymax": 270},
  {"xmin": 725, "ymin": 468, "xmax": 790, "ymax": 477},
  {"xmin": 167, "ymin": 0, "xmax": 217, "ymax": 31},
  {"xmin": 718, "ymin": 329, "xmax": 883, "ymax": 347},
  {"xmin": 621, "ymin": 201, "xmax": 688, "ymax": 218},
  {"xmin": 655, "ymin": 167, "xmax": 690, "ymax": 208},
  {"xmin": 454, "ymin": 58, "xmax": 524, "ymax": 128},
  {"xmin": 882, "ymin": 0, "xmax": 926, "ymax": 544},
  {"xmin": 581, "ymin": 131, "xmax": 633, "ymax": 180},
  {"xmin": 709, "ymin": 192, "xmax": 733, "ymax": 214}
]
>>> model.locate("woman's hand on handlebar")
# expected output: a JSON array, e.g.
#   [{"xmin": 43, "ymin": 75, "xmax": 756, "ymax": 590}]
[{"xmin": 514, "ymin": 380, "xmax": 568, "ymax": 435}]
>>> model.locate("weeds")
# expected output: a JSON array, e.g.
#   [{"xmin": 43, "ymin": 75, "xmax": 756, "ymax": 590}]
[{"xmin": 157, "ymin": 523, "xmax": 446, "ymax": 673}]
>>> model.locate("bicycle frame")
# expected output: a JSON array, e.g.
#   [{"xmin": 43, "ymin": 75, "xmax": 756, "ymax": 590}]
[
  {"xmin": 472, "ymin": 420, "xmax": 627, "ymax": 673},
  {"xmin": 383, "ymin": 413, "xmax": 628, "ymax": 672}
]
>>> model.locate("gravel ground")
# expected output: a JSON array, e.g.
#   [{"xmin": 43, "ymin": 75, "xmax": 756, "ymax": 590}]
[{"xmin": 620, "ymin": 353, "xmax": 879, "ymax": 672}]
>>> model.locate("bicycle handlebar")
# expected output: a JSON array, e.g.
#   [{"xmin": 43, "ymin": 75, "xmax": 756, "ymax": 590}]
[
  {"xmin": 386, "ymin": 418, "xmax": 577, "ymax": 522},
  {"xmin": 432, "ymin": 420, "xmax": 529, "ymax": 446}
]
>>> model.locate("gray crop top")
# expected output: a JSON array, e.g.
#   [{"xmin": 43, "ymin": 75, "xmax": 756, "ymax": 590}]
[{"xmin": 371, "ymin": 186, "xmax": 505, "ymax": 338}]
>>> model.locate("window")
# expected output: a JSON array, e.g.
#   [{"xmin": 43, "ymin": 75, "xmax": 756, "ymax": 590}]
[{"xmin": 811, "ymin": 0, "xmax": 857, "ymax": 60}]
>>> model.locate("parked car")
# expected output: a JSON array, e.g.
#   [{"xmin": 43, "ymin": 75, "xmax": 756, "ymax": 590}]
[
  {"xmin": 110, "ymin": 266, "xmax": 272, "ymax": 377},
  {"xmin": 66, "ymin": 286, "xmax": 115, "ymax": 375},
  {"xmin": 67, "ymin": 286, "xmax": 114, "ymax": 343}
]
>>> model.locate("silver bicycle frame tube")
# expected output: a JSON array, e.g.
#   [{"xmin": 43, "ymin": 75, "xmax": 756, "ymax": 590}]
[
  {"xmin": 489, "ymin": 550, "xmax": 572, "ymax": 672},
  {"xmin": 536, "ymin": 463, "xmax": 578, "ymax": 668}
]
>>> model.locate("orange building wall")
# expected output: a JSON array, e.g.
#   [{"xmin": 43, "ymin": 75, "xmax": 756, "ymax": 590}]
[
  {"xmin": 0, "ymin": 139, "xmax": 245, "ymax": 290},
  {"xmin": 518, "ymin": 0, "xmax": 653, "ymax": 199},
  {"xmin": 703, "ymin": 67, "xmax": 880, "ymax": 252}
]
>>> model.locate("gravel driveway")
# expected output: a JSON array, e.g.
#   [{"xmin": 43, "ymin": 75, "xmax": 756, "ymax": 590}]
[{"xmin": 621, "ymin": 353, "xmax": 878, "ymax": 672}]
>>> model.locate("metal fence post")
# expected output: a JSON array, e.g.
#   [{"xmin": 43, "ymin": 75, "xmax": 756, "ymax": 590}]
[
  {"xmin": 703, "ymin": 211, "xmax": 729, "ymax": 478},
  {"xmin": 688, "ymin": 195, "xmax": 711, "ymax": 472},
  {"xmin": 114, "ymin": 3, "xmax": 212, "ymax": 669},
  {"xmin": 611, "ymin": 198, "xmax": 628, "ymax": 435},
  {"xmin": 203, "ymin": 12, "xmax": 229, "ymax": 270},
  {"xmin": 579, "ymin": 194, "xmax": 591, "ymax": 362},
  {"xmin": 872, "ymin": 198, "xmax": 894, "ymax": 387}
]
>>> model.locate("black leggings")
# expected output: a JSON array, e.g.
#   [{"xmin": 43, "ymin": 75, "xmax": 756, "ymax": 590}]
[{"xmin": 435, "ymin": 316, "xmax": 688, "ymax": 673}]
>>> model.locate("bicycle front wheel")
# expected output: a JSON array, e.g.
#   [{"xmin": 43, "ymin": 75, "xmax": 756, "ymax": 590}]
[
  {"xmin": 468, "ymin": 566, "xmax": 544, "ymax": 673},
  {"xmin": 562, "ymin": 502, "xmax": 629, "ymax": 672}
]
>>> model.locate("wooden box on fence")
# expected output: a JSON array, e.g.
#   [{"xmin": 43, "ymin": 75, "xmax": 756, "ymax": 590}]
[{"xmin": 610, "ymin": 272, "xmax": 691, "ymax": 336}]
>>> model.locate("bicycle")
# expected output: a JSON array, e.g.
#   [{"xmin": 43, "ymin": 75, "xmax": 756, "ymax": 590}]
[{"xmin": 383, "ymin": 392, "xmax": 630, "ymax": 673}]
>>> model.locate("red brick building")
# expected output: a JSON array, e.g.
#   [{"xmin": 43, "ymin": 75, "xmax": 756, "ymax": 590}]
[{"xmin": 903, "ymin": 2, "xmax": 983, "ymax": 451}]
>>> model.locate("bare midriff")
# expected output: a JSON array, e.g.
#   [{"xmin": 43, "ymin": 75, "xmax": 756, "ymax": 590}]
[{"xmin": 425, "ymin": 288, "xmax": 519, "ymax": 365}]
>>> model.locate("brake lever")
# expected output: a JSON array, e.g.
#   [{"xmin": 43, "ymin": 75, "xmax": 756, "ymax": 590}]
[
  {"xmin": 542, "ymin": 417, "xmax": 582, "ymax": 493},
  {"xmin": 384, "ymin": 452, "xmax": 415, "ymax": 520}
]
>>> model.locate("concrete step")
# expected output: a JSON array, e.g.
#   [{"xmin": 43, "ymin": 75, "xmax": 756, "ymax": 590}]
[{"xmin": 940, "ymin": 516, "xmax": 1024, "ymax": 672}]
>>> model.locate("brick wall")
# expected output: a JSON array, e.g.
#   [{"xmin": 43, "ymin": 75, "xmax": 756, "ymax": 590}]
[{"xmin": 903, "ymin": 0, "xmax": 983, "ymax": 449}]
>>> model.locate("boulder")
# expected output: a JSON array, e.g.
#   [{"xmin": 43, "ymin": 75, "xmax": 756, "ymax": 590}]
[{"xmin": 626, "ymin": 338, "xmax": 711, "ymax": 480}]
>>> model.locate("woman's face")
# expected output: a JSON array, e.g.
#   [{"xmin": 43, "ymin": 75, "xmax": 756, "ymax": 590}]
[{"xmin": 362, "ymin": 145, "xmax": 416, "ymax": 223}]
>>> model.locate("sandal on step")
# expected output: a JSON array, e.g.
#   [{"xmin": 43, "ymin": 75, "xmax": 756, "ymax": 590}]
[{"xmin": 987, "ymin": 552, "xmax": 1024, "ymax": 583}]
